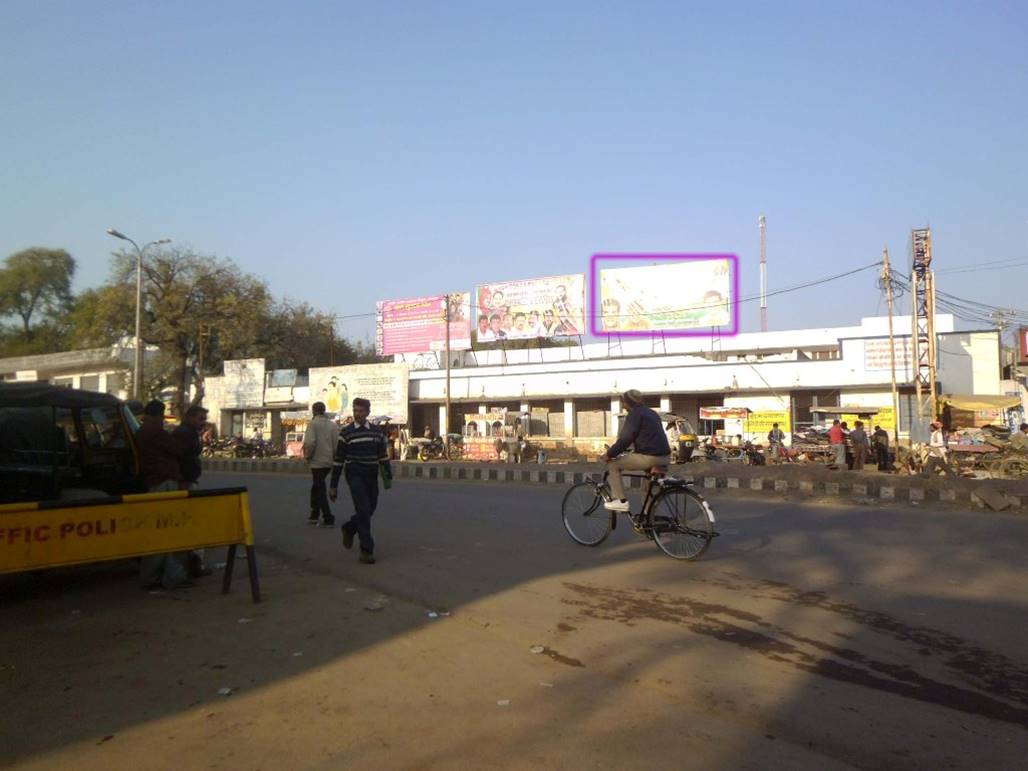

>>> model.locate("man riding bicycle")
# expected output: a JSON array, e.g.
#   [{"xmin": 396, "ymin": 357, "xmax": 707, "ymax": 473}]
[{"xmin": 603, "ymin": 390, "xmax": 671, "ymax": 512}]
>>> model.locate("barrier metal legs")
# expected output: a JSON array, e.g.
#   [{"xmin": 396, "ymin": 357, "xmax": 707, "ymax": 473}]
[{"xmin": 220, "ymin": 543, "xmax": 261, "ymax": 603}]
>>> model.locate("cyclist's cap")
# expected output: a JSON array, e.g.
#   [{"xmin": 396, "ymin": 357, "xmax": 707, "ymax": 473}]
[{"xmin": 622, "ymin": 389, "xmax": 644, "ymax": 406}]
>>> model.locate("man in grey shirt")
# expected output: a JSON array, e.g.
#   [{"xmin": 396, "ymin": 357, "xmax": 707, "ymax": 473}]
[
  {"xmin": 302, "ymin": 401, "xmax": 340, "ymax": 527},
  {"xmin": 850, "ymin": 421, "xmax": 870, "ymax": 471}
]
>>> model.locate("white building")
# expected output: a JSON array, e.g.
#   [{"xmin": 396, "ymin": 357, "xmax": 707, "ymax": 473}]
[
  {"xmin": 397, "ymin": 315, "xmax": 1001, "ymax": 446},
  {"xmin": 0, "ymin": 346, "xmax": 135, "ymax": 398}
]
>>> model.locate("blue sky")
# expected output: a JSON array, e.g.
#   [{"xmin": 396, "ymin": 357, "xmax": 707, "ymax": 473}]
[{"xmin": 2, "ymin": 1, "xmax": 1026, "ymax": 344}]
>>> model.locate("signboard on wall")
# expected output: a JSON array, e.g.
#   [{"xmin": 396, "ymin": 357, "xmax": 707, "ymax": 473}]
[
  {"xmin": 744, "ymin": 411, "xmax": 791, "ymax": 434},
  {"xmin": 464, "ymin": 412, "xmax": 506, "ymax": 436},
  {"xmin": 597, "ymin": 257, "xmax": 733, "ymax": 333},
  {"xmin": 1019, "ymin": 326, "xmax": 1028, "ymax": 364},
  {"xmin": 474, "ymin": 274, "xmax": 586, "ymax": 342},
  {"xmin": 841, "ymin": 406, "xmax": 896, "ymax": 432},
  {"xmin": 699, "ymin": 406, "xmax": 749, "ymax": 420},
  {"xmin": 222, "ymin": 359, "xmax": 265, "ymax": 409},
  {"xmin": 308, "ymin": 363, "xmax": 409, "ymax": 424},
  {"xmin": 376, "ymin": 294, "xmax": 472, "ymax": 355},
  {"xmin": 863, "ymin": 338, "xmax": 914, "ymax": 372}
]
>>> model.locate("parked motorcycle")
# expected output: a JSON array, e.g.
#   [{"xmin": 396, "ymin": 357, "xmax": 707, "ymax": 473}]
[{"xmin": 415, "ymin": 434, "xmax": 463, "ymax": 461}]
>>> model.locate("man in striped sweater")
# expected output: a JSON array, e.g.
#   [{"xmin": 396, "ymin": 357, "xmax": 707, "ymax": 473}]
[{"xmin": 328, "ymin": 397, "xmax": 392, "ymax": 564}]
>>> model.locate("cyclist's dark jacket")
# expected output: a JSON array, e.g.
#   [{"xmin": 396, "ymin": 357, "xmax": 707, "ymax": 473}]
[{"xmin": 607, "ymin": 405, "xmax": 671, "ymax": 459}]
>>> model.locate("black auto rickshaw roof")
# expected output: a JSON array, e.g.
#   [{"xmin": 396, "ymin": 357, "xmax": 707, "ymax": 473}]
[{"xmin": 0, "ymin": 383, "xmax": 123, "ymax": 409}]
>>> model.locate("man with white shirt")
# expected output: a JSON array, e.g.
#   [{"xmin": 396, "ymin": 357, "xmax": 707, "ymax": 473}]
[
  {"xmin": 302, "ymin": 401, "xmax": 339, "ymax": 526},
  {"xmin": 923, "ymin": 420, "xmax": 956, "ymax": 478}
]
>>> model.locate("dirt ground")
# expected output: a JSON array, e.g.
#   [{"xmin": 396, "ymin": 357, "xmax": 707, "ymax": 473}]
[{"xmin": 2, "ymin": 476, "xmax": 1026, "ymax": 770}]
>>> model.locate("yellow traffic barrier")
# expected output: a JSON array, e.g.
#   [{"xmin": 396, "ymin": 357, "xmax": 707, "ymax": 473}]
[{"xmin": 0, "ymin": 486, "xmax": 260, "ymax": 602}]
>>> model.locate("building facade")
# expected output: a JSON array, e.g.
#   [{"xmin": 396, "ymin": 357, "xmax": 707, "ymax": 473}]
[
  {"xmin": 0, "ymin": 346, "xmax": 134, "ymax": 398},
  {"xmin": 398, "ymin": 315, "xmax": 1001, "ymax": 446}
]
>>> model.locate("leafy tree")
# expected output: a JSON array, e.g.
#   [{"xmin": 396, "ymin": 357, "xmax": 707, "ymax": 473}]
[
  {"xmin": 257, "ymin": 300, "xmax": 385, "ymax": 372},
  {"xmin": 0, "ymin": 247, "xmax": 75, "ymax": 341},
  {"xmin": 81, "ymin": 247, "xmax": 271, "ymax": 413}
]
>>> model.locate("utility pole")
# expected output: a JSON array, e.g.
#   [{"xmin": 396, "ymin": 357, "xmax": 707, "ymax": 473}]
[
  {"xmin": 443, "ymin": 294, "xmax": 452, "ymax": 456},
  {"xmin": 881, "ymin": 248, "xmax": 901, "ymax": 447},
  {"xmin": 328, "ymin": 319, "xmax": 336, "ymax": 367},
  {"xmin": 759, "ymin": 215, "xmax": 768, "ymax": 332},
  {"xmin": 910, "ymin": 228, "xmax": 938, "ymax": 423}
]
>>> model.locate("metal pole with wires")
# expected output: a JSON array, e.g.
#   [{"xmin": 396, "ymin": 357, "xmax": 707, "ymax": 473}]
[{"xmin": 880, "ymin": 247, "xmax": 902, "ymax": 448}]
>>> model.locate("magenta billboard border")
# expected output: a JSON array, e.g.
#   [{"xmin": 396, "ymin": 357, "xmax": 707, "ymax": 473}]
[{"xmin": 588, "ymin": 253, "xmax": 740, "ymax": 338}]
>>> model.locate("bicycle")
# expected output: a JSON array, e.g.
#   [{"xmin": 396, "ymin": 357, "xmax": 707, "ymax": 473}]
[{"xmin": 561, "ymin": 464, "xmax": 719, "ymax": 560}]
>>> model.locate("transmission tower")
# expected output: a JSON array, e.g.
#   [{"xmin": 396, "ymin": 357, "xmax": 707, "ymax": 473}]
[
  {"xmin": 910, "ymin": 227, "xmax": 938, "ymax": 420},
  {"xmin": 759, "ymin": 215, "xmax": 768, "ymax": 332}
]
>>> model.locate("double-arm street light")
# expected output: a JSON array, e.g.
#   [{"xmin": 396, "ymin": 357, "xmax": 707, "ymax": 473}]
[{"xmin": 105, "ymin": 229, "xmax": 171, "ymax": 399}]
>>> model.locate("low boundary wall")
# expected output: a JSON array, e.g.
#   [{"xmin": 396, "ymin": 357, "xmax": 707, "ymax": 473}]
[{"xmin": 202, "ymin": 458, "xmax": 1028, "ymax": 513}]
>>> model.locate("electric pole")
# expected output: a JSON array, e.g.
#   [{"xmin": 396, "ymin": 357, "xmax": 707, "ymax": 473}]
[
  {"xmin": 759, "ymin": 215, "xmax": 768, "ymax": 332},
  {"xmin": 910, "ymin": 228, "xmax": 938, "ymax": 424},
  {"xmin": 444, "ymin": 294, "xmax": 452, "ymax": 456},
  {"xmin": 881, "ymin": 248, "xmax": 901, "ymax": 447}
]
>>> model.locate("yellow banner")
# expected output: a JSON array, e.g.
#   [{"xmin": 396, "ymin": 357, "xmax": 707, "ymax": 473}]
[
  {"xmin": 745, "ymin": 411, "xmax": 792, "ymax": 434},
  {"xmin": 0, "ymin": 489, "xmax": 254, "ymax": 575},
  {"xmin": 841, "ymin": 406, "xmax": 895, "ymax": 432}
]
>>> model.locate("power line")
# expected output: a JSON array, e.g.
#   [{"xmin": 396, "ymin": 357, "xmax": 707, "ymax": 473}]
[{"xmin": 329, "ymin": 261, "xmax": 882, "ymax": 324}]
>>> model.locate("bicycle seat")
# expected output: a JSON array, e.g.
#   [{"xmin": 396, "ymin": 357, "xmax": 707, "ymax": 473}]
[{"xmin": 649, "ymin": 465, "xmax": 668, "ymax": 478}]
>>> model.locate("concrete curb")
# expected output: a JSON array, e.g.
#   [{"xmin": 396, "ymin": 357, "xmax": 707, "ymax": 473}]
[{"xmin": 202, "ymin": 458, "xmax": 1028, "ymax": 513}]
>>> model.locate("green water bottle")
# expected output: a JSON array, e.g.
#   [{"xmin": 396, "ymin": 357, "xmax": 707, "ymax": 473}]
[{"xmin": 380, "ymin": 463, "xmax": 393, "ymax": 490}]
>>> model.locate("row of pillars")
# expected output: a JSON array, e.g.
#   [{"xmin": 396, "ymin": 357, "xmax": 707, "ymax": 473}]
[{"xmin": 437, "ymin": 395, "xmax": 674, "ymax": 438}]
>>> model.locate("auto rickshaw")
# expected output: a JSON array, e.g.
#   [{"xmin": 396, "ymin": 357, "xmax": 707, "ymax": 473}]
[{"xmin": 0, "ymin": 383, "xmax": 142, "ymax": 504}]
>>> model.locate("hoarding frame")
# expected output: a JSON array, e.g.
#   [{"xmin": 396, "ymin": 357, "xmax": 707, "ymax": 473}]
[
  {"xmin": 588, "ymin": 254, "xmax": 740, "ymax": 338},
  {"xmin": 376, "ymin": 293, "xmax": 472, "ymax": 356},
  {"xmin": 473, "ymin": 273, "xmax": 587, "ymax": 344}
]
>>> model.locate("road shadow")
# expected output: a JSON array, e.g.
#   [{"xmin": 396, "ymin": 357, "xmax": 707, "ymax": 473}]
[{"xmin": 1, "ymin": 473, "xmax": 1026, "ymax": 767}]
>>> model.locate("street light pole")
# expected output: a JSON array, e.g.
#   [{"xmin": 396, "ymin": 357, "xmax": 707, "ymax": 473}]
[{"xmin": 106, "ymin": 229, "xmax": 171, "ymax": 400}]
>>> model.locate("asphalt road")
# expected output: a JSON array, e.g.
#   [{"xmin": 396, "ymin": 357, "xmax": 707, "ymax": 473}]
[
  {"xmin": 231, "ymin": 472, "xmax": 1028, "ymax": 767},
  {"xmin": 2, "ymin": 472, "xmax": 1026, "ymax": 770}
]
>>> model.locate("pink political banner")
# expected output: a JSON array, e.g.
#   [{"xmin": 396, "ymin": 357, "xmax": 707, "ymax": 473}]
[{"xmin": 375, "ymin": 293, "xmax": 472, "ymax": 356}]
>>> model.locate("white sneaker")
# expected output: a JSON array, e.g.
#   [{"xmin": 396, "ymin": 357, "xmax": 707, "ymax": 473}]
[{"xmin": 604, "ymin": 499, "xmax": 630, "ymax": 512}]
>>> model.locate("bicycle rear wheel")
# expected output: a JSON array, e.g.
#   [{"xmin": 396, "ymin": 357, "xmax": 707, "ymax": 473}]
[
  {"xmin": 649, "ymin": 485, "xmax": 714, "ymax": 560},
  {"xmin": 561, "ymin": 482, "xmax": 612, "ymax": 546}
]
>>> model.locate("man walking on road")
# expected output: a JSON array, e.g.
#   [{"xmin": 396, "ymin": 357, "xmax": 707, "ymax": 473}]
[
  {"xmin": 303, "ymin": 401, "xmax": 339, "ymax": 527},
  {"xmin": 828, "ymin": 419, "xmax": 846, "ymax": 469},
  {"xmin": 329, "ymin": 397, "xmax": 392, "ymax": 564},
  {"xmin": 602, "ymin": 390, "xmax": 671, "ymax": 512}
]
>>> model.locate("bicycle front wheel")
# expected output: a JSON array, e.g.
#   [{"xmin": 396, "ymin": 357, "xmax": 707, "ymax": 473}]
[
  {"xmin": 561, "ymin": 482, "xmax": 612, "ymax": 546},
  {"xmin": 649, "ymin": 486, "xmax": 714, "ymax": 560}
]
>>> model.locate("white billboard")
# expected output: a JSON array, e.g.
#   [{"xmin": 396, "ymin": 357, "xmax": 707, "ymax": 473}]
[
  {"xmin": 597, "ymin": 258, "xmax": 733, "ymax": 333},
  {"xmin": 309, "ymin": 363, "xmax": 410, "ymax": 424},
  {"xmin": 222, "ymin": 358, "xmax": 265, "ymax": 409},
  {"xmin": 474, "ymin": 274, "xmax": 585, "ymax": 342}
]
